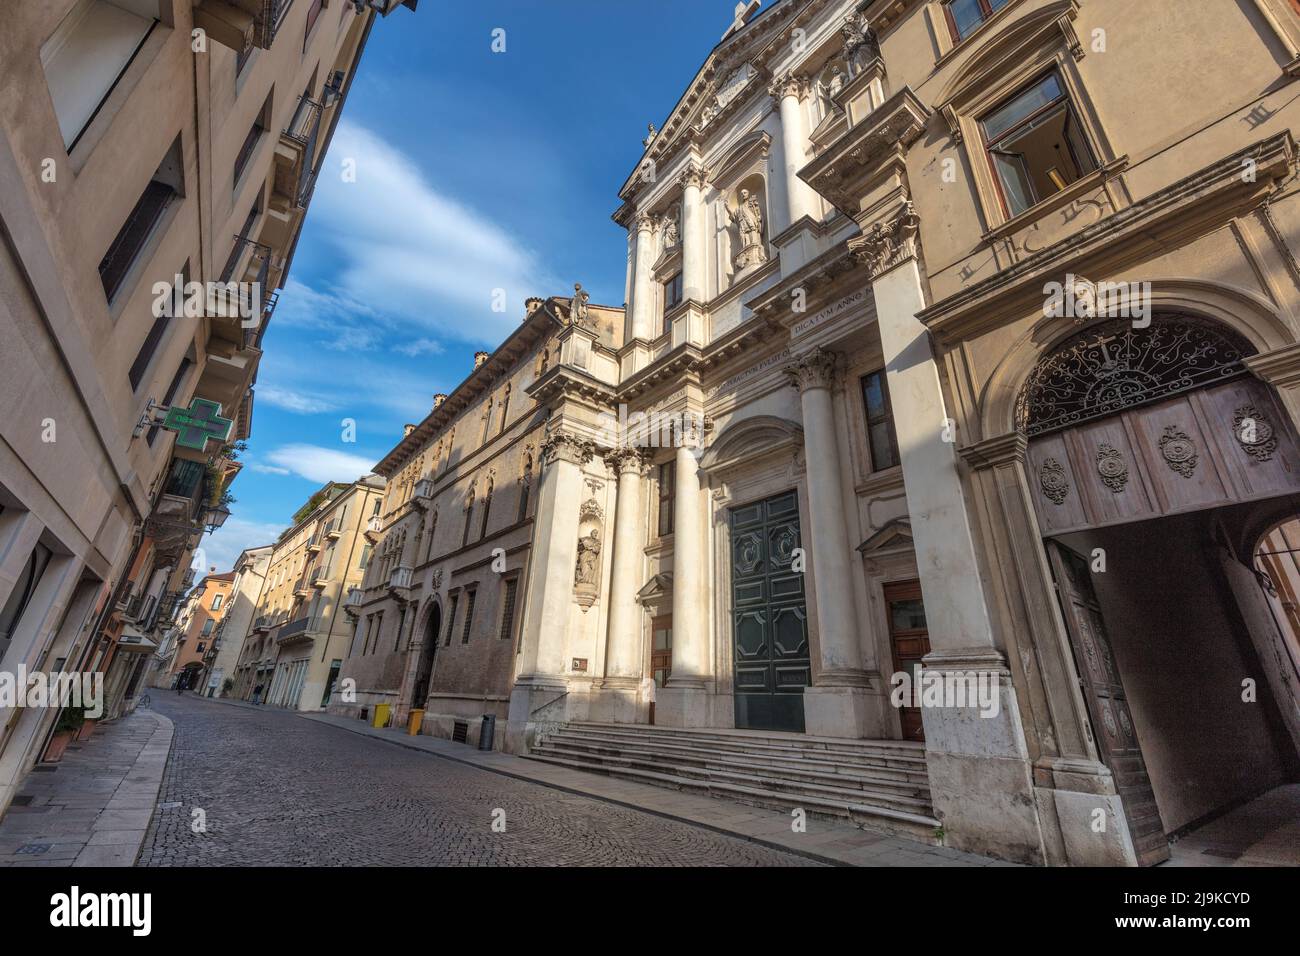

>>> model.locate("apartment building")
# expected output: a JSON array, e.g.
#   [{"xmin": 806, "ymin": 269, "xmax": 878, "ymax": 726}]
[
  {"xmin": 0, "ymin": 0, "xmax": 415, "ymax": 818},
  {"xmin": 234, "ymin": 476, "xmax": 383, "ymax": 710},
  {"xmin": 167, "ymin": 571, "xmax": 234, "ymax": 689},
  {"xmin": 197, "ymin": 545, "xmax": 271, "ymax": 696}
]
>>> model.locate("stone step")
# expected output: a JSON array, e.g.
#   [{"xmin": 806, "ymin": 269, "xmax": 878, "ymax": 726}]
[
  {"xmin": 571, "ymin": 721, "xmax": 927, "ymax": 759},
  {"xmin": 531, "ymin": 742, "xmax": 933, "ymax": 814},
  {"xmin": 538, "ymin": 736, "xmax": 931, "ymax": 793},
  {"xmin": 522, "ymin": 751, "xmax": 943, "ymax": 844},
  {"xmin": 553, "ymin": 726, "xmax": 929, "ymax": 774}
]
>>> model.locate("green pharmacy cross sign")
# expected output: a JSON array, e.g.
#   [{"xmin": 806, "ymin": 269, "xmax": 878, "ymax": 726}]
[{"xmin": 161, "ymin": 399, "xmax": 234, "ymax": 451}]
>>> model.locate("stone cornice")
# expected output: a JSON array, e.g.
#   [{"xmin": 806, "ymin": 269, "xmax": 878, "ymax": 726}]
[
  {"xmin": 1245, "ymin": 342, "xmax": 1300, "ymax": 389},
  {"xmin": 959, "ymin": 432, "xmax": 1028, "ymax": 471},
  {"xmin": 617, "ymin": 344, "xmax": 705, "ymax": 402},
  {"xmin": 527, "ymin": 364, "xmax": 620, "ymax": 410},
  {"xmin": 920, "ymin": 132, "xmax": 1296, "ymax": 345},
  {"xmin": 798, "ymin": 86, "xmax": 931, "ymax": 215}
]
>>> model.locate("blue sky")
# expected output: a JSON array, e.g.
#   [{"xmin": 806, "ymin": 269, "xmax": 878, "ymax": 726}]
[{"xmin": 201, "ymin": 1, "xmax": 749, "ymax": 569}]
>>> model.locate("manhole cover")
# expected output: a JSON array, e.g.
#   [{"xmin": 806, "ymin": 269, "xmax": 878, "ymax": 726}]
[{"xmin": 16, "ymin": 844, "xmax": 51, "ymax": 855}]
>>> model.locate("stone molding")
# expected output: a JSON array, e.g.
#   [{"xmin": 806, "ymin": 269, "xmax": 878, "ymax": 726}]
[
  {"xmin": 848, "ymin": 201, "xmax": 921, "ymax": 279},
  {"xmin": 603, "ymin": 446, "xmax": 652, "ymax": 476},
  {"xmin": 542, "ymin": 430, "xmax": 595, "ymax": 467}
]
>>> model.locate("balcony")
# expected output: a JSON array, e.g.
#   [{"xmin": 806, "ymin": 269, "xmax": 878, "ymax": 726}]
[
  {"xmin": 275, "ymin": 616, "xmax": 312, "ymax": 647},
  {"xmin": 388, "ymin": 566, "xmax": 414, "ymax": 591},
  {"xmin": 273, "ymin": 95, "xmax": 323, "ymax": 213},
  {"xmin": 306, "ymin": 537, "xmax": 322, "ymax": 554},
  {"xmin": 193, "ymin": 0, "xmax": 291, "ymax": 56},
  {"xmin": 312, "ymin": 571, "xmax": 329, "ymax": 589},
  {"xmin": 364, "ymin": 515, "xmax": 384, "ymax": 542},
  {"xmin": 325, "ymin": 528, "xmax": 342, "ymax": 541},
  {"xmin": 253, "ymin": 615, "xmax": 272, "ymax": 633},
  {"xmin": 344, "ymin": 587, "xmax": 363, "ymax": 609},
  {"xmin": 413, "ymin": 477, "xmax": 435, "ymax": 502}
]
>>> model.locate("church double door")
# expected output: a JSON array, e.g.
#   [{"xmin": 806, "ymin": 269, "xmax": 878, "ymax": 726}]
[{"xmin": 730, "ymin": 490, "xmax": 810, "ymax": 732}]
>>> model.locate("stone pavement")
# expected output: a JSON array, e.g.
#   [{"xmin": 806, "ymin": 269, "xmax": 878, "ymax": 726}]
[
  {"xmin": 301, "ymin": 709, "xmax": 1007, "ymax": 867},
  {"xmin": 0, "ymin": 706, "xmax": 173, "ymax": 867}
]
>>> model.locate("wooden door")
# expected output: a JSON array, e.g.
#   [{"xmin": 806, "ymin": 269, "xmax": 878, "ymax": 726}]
[
  {"xmin": 649, "ymin": 615, "xmax": 672, "ymax": 726},
  {"xmin": 884, "ymin": 580, "xmax": 930, "ymax": 741},
  {"xmin": 1047, "ymin": 541, "xmax": 1170, "ymax": 865}
]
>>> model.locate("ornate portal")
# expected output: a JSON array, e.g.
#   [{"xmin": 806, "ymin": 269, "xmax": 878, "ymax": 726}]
[{"xmin": 1017, "ymin": 318, "xmax": 1253, "ymax": 438}]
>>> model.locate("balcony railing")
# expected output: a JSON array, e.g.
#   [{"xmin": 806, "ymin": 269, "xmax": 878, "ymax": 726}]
[
  {"xmin": 344, "ymin": 587, "xmax": 363, "ymax": 608},
  {"xmin": 388, "ymin": 566, "xmax": 413, "ymax": 591},
  {"xmin": 275, "ymin": 616, "xmax": 312, "ymax": 645},
  {"xmin": 413, "ymin": 477, "xmax": 435, "ymax": 501}
]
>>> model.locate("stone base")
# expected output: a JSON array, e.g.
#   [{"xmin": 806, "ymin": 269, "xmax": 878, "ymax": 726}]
[
  {"xmin": 655, "ymin": 684, "xmax": 710, "ymax": 728},
  {"xmin": 1034, "ymin": 757, "xmax": 1140, "ymax": 866},
  {"xmin": 586, "ymin": 680, "xmax": 644, "ymax": 724},
  {"xmin": 803, "ymin": 684, "xmax": 877, "ymax": 738},
  {"xmin": 504, "ymin": 680, "xmax": 569, "ymax": 755}
]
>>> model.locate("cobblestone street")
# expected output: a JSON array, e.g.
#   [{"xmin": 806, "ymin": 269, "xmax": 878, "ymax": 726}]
[{"xmin": 138, "ymin": 695, "xmax": 816, "ymax": 867}]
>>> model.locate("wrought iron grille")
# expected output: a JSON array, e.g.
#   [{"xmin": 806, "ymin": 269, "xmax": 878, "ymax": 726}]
[{"xmin": 1017, "ymin": 316, "xmax": 1254, "ymax": 437}]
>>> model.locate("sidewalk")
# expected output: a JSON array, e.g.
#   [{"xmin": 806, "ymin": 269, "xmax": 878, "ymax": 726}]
[
  {"xmin": 303, "ymin": 711, "xmax": 1011, "ymax": 867},
  {"xmin": 0, "ymin": 708, "xmax": 173, "ymax": 867}
]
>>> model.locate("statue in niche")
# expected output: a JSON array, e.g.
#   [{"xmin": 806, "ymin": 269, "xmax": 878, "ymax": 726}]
[
  {"xmin": 700, "ymin": 96, "xmax": 721, "ymax": 127},
  {"xmin": 825, "ymin": 64, "xmax": 846, "ymax": 100},
  {"xmin": 729, "ymin": 188, "xmax": 767, "ymax": 269},
  {"xmin": 662, "ymin": 210, "xmax": 680, "ymax": 249},
  {"xmin": 575, "ymin": 528, "xmax": 601, "ymax": 586},
  {"xmin": 841, "ymin": 11, "xmax": 879, "ymax": 74},
  {"xmin": 643, "ymin": 123, "xmax": 657, "ymax": 149}
]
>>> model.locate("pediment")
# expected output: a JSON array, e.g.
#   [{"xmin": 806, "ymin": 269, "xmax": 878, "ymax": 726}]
[
  {"xmin": 699, "ymin": 414, "xmax": 803, "ymax": 474},
  {"xmin": 938, "ymin": 0, "xmax": 1082, "ymax": 108},
  {"xmin": 856, "ymin": 517, "xmax": 913, "ymax": 556},
  {"xmin": 636, "ymin": 573, "xmax": 673, "ymax": 602}
]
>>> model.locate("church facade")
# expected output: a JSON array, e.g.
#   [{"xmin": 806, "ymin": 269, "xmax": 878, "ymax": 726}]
[{"xmin": 338, "ymin": 0, "xmax": 1300, "ymax": 866}]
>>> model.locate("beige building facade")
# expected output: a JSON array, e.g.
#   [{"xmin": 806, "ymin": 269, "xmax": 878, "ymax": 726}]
[
  {"xmin": 341, "ymin": 0, "xmax": 1300, "ymax": 866},
  {"xmin": 0, "ymin": 0, "xmax": 415, "ymax": 818},
  {"xmin": 234, "ymin": 476, "xmax": 384, "ymax": 710},
  {"xmin": 198, "ymin": 544, "xmax": 271, "ymax": 695}
]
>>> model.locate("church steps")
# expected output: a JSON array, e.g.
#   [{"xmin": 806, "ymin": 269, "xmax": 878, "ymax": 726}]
[
  {"xmin": 530, "ymin": 742, "xmax": 933, "ymax": 812},
  {"xmin": 522, "ymin": 751, "xmax": 942, "ymax": 843},
  {"xmin": 536, "ymin": 736, "xmax": 930, "ymax": 793},
  {"xmin": 557, "ymin": 725, "xmax": 929, "ymax": 774},
  {"xmin": 524, "ymin": 723, "xmax": 941, "ymax": 844}
]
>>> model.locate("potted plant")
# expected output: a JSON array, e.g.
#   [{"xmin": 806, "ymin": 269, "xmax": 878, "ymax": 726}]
[
  {"xmin": 222, "ymin": 677, "xmax": 235, "ymax": 697},
  {"xmin": 43, "ymin": 705, "xmax": 85, "ymax": 763}
]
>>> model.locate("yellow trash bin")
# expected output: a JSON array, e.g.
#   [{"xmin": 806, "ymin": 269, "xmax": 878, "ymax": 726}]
[
  {"xmin": 407, "ymin": 708, "xmax": 425, "ymax": 736},
  {"xmin": 372, "ymin": 703, "xmax": 390, "ymax": 728}
]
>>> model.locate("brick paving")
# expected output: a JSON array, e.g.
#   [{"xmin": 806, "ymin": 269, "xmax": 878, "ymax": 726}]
[{"xmin": 138, "ymin": 694, "xmax": 817, "ymax": 866}]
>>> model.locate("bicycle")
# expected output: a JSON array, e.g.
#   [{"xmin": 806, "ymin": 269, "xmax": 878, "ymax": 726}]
[{"xmin": 137, "ymin": 693, "xmax": 152, "ymax": 709}]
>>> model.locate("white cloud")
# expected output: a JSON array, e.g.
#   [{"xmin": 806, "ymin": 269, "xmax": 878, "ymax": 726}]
[
  {"xmin": 262, "ymin": 443, "xmax": 380, "ymax": 484},
  {"xmin": 394, "ymin": 337, "xmax": 445, "ymax": 357},
  {"xmin": 258, "ymin": 385, "xmax": 338, "ymax": 414},
  {"xmin": 248, "ymin": 463, "xmax": 291, "ymax": 475},
  {"xmin": 310, "ymin": 120, "xmax": 557, "ymax": 344},
  {"xmin": 192, "ymin": 517, "xmax": 284, "ymax": 575}
]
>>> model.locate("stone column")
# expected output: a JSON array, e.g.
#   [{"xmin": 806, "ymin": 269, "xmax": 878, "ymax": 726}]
[
  {"xmin": 629, "ymin": 213, "xmax": 656, "ymax": 341},
  {"xmin": 506, "ymin": 430, "xmax": 591, "ymax": 751},
  {"xmin": 603, "ymin": 449, "xmax": 647, "ymax": 684},
  {"xmin": 658, "ymin": 438, "xmax": 710, "ymax": 726},
  {"xmin": 679, "ymin": 162, "xmax": 708, "ymax": 304},
  {"xmin": 786, "ymin": 348, "xmax": 872, "ymax": 737},
  {"xmin": 771, "ymin": 72, "xmax": 817, "ymax": 228}
]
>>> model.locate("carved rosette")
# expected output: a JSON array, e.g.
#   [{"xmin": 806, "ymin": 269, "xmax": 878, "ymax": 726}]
[
  {"xmin": 542, "ymin": 430, "xmax": 595, "ymax": 467},
  {"xmin": 1158, "ymin": 425, "xmax": 1198, "ymax": 478},
  {"xmin": 677, "ymin": 162, "xmax": 709, "ymax": 192},
  {"xmin": 848, "ymin": 201, "xmax": 921, "ymax": 279},
  {"xmin": 1095, "ymin": 443, "xmax": 1128, "ymax": 493},
  {"xmin": 1233, "ymin": 404, "xmax": 1278, "ymax": 462},
  {"xmin": 785, "ymin": 347, "xmax": 840, "ymax": 392},
  {"xmin": 1039, "ymin": 457, "xmax": 1070, "ymax": 505}
]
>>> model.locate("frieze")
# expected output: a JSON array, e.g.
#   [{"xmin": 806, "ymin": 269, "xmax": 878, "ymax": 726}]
[
  {"xmin": 707, "ymin": 348, "xmax": 792, "ymax": 398},
  {"xmin": 792, "ymin": 289, "xmax": 867, "ymax": 337}
]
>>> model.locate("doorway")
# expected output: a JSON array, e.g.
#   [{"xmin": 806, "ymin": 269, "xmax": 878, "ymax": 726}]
[
  {"xmin": 884, "ymin": 580, "xmax": 929, "ymax": 742},
  {"xmin": 410, "ymin": 603, "xmax": 440, "ymax": 709},
  {"xmin": 730, "ymin": 489, "xmax": 810, "ymax": 732}
]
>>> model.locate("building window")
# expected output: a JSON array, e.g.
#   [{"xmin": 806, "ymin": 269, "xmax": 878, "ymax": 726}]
[
  {"xmin": 479, "ymin": 482, "xmax": 493, "ymax": 539},
  {"xmin": 444, "ymin": 595, "xmax": 458, "ymax": 647},
  {"xmin": 657, "ymin": 462, "xmax": 675, "ymax": 537},
  {"xmin": 304, "ymin": 0, "xmax": 325, "ymax": 49},
  {"xmin": 42, "ymin": 0, "xmax": 160, "ymax": 150},
  {"xmin": 129, "ymin": 261, "xmax": 187, "ymax": 391},
  {"xmin": 146, "ymin": 353, "xmax": 192, "ymax": 446},
  {"xmin": 861, "ymin": 370, "xmax": 900, "ymax": 472},
  {"xmin": 980, "ymin": 70, "xmax": 1097, "ymax": 219},
  {"xmin": 662, "ymin": 272, "xmax": 683, "ymax": 334},
  {"xmin": 201, "ymin": 619, "xmax": 214, "ymax": 636},
  {"xmin": 233, "ymin": 95, "xmax": 270, "ymax": 189},
  {"xmin": 499, "ymin": 385, "xmax": 511, "ymax": 435},
  {"xmin": 195, "ymin": 643, "xmax": 205, "ymax": 653},
  {"xmin": 0, "ymin": 541, "xmax": 54, "ymax": 668},
  {"xmin": 460, "ymin": 590, "xmax": 476, "ymax": 644},
  {"xmin": 462, "ymin": 493, "xmax": 475, "ymax": 548},
  {"xmin": 499, "ymin": 579, "xmax": 518, "ymax": 642},
  {"xmin": 359, "ymin": 544, "xmax": 372, "ymax": 569},
  {"xmin": 211, "ymin": 593, "xmax": 223, "ymax": 611},
  {"xmin": 651, "ymin": 615, "xmax": 673, "ymax": 688},
  {"xmin": 99, "ymin": 146, "xmax": 182, "ymax": 304},
  {"xmin": 943, "ymin": 0, "xmax": 1012, "ymax": 42}
]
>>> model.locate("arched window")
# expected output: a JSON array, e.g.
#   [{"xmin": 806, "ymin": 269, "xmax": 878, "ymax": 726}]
[
  {"xmin": 1017, "ymin": 316, "xmax": 1255, "ymax": 437},
  {"xmin": 462, "ymin": 484, "xmax": 476, "ymax": 548},
  {"xmin": 518, "ymin": 449, "xmax": 534, "ymax": 523}
]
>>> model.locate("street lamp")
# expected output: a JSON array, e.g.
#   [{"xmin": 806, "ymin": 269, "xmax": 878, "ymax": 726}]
[{"xmin": 204, "ymin": 505, "xmax": 231, "ymax": 534}]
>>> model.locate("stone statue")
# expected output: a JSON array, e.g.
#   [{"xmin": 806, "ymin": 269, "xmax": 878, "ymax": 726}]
[
  {"xmin": 700, "ymin": 96, "xmax": 721, "ymax": 127},
  {"xmin": 826, "ymin": 64, "xmax": 846, "ymax": 100},
  {"xmin": 729, "ymin": 189, "xmax": 766, "ymax": 268},
  {"xmin": 841, "ymin": 11, "xmax": 879, "ymax": 73},
  {"xmin": 662, "ymin": 210, "xmax": 680, "ymax": 248},
  {"xmin": 643, "ymin": 123, "xmax": 657, "ymax": 149},
  {"xmin": 575, "ymin": 528, "xmax": 601, "ymax": 585},
  {"xmin": 570, "ymin": 282, "xmax": 594, "ymax": 330}
]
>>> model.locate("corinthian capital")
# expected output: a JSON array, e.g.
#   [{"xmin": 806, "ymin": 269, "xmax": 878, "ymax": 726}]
[
  {"xmin": 677, "ymin": 161, "xmax": 709, "ymax": 192},
  {"xmin": 634, "ymin": 211, "xmax": 656, "ymax": 233},
  {"xmin": 785, "ymin": 346, "xmax": 841, "ymax": 392},
  {"xmin": 604, "ymin": 447, "xmax": 651, "ymax": 476},
  {"xmin": 768, "ymin": 70, "xmax": 808, "ymax": 102},
  {"xmin": 542, "ymin": 430, "xmax": 595, "ymax": 466},
  {"xmin": 848, "ymin": 200, "xmax": 921, "ymax": 279}
]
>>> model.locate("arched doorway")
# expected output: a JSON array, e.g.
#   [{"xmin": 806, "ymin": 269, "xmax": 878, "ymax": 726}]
[
  {"xmin": 1019, "ymin": 315, "xmax": 1300, "ymax": 864},
  {"xmin": 410, "ymin": 603, "xmax": 441, "ymax": 709}
]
